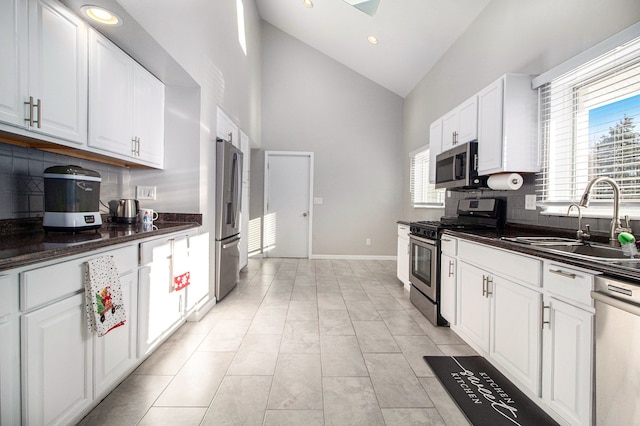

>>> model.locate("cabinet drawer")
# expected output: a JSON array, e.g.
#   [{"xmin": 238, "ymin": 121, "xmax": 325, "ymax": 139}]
[
  {"xmin": 543, "ymin": 261, "xmax": 596, "ymax": 307},
  {"xmin": 21, "ymin": 245, "xmax": 138, "ymax": 311},
  {"xmin": 440, "ymin": 236, "xmax": 457, "ymax": 255},
  {"xmin": 458, "ymin": 240, "xmax": 541, "ymax": 287}
]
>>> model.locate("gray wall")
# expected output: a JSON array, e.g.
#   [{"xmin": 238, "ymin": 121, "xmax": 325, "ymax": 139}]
[
  {"xmin": 403, "ymin": 0, "xmax": 640, "ymax": 232},
  {"xmin": 257, "ymin": 23, "xmax": 404, "ymax": 257}
]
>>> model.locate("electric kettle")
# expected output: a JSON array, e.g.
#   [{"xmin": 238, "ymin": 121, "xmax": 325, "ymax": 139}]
[{"xmin": 115, "ymin": 199, "xmax": 139, "ymax": 224}]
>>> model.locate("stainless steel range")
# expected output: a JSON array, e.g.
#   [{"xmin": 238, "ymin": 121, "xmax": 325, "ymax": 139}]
[{"xmin": 409, "ymin": 198, "xmax": 505, "ymax": 326}]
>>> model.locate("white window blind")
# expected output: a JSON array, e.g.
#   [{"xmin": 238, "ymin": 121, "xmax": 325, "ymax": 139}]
[
  {"xmin": 410, "ymin": 147, "xmax": 445, "ymax": 208},
  {"xmin": 537, "ymin": 34, "xmax": 640, "ymax": 215}
]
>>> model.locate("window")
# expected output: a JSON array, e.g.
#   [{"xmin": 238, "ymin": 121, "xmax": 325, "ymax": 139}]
[
  {"xmin": 536, "ymin": 30, "xmax": 640, "ymax": 216},
  {"xmin": 410, "ymin": 146, "xmax": 445, "ymax": 208}
]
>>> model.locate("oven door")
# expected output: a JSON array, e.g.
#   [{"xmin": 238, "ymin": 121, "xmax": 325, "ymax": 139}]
[{"xmin": 409, "ymin": 235, "xmax": 438, "ymax": 302}]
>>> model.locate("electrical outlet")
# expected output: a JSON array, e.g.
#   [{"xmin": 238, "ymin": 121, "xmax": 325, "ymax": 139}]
[
  {"xmin": 137, "ymin": 186, "xmax": 157, "ymax": 200},
  {"xmin": 525, "ymin": 194, "xmax": 537, "ymax": 210}
]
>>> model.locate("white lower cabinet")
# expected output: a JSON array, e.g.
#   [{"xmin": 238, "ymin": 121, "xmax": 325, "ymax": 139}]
[
  {"xmin": 0, "ymin": 273, "xmax": 20, "ymax": 426},
  {"xmin": 19, "ymin": 245, "xmax": 138, "ymax": 425},
  {"xmin": 138, "ymin": 235, "xmax": 189, "ymax": 357},
  {"xmin": 453, "ymin": 239, "xmax": 596, "ymax": 426},
  {"xmin": 22, "ymin": 292, "xmax": 93, "ymax": 425},
  {"xmin": 457, "ymin": 258, "xmax": 542, "ymax": 396},
  {"xmin": 440, "ymin": 253, "xmax": 456, "ymax": 324},
  {"xmin": 93, "ymin": 269, "xmax": 138, "ymax": 397},
  {"xmin": 542, "ymin": 262, "xmax": 595, "ymax": 426},
  {"xmin": 397, "ymin": 224, "xmax": 410, "ymax": 288}
]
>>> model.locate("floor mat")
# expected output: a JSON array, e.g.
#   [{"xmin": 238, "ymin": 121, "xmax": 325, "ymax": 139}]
[{"xmin": 424, "ymin": 356, "xmax": 559, "ymax": 426}]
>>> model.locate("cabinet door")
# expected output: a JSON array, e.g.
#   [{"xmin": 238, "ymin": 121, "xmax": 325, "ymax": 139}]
[
  {"xmin": 440, "ymin": 253, "xmax": 456, "ymax": 324},
  {"xmin": 457, "ymin": 96, "xmax": 478, "ymax": 144},
  {"xmin": 441, "ymin": 110, "xmax": 458, "ymax": 152},
  {"xmin": 428, "ymin": 120, "xmax": 442, "ymax": 183},
  {"xmin": 477, "ymin": 77, "xmax": 505, "ymax": 174},
  {"xmin": 457, "ymin": 261, "xmax": 490, "ymax": 352},
  {"xmin": 186, "ymin": 232, "xmax": 210, "ymax": 311},
  {"xmin": 93, "ymin": 270, "xmax": 137, "ymax": 397},
  {"xmin": 133, "ymin": 65, "xmax": 164, "ymax": 168},
  {"xmin": 27, "ymin": 0, "xmax": 87, "ymax": 144},
  {"xmin": 138, "ymin": 238, "xmax": 184, "ymax": 357},
  {"xmin": 0, "ymin": 274, "xmax": 20, "ymax": 426},
  {"xmin": 22, "ymin": 293, "xmax": 92, "ymax": 425},
  {"xmin": 0, "ymin": 0, "xmax": 27, "ymax": 128},
  {"xmin": 490, "ymin": 276, "xmax": 542, "ymax": 395},
  {"xmin": 396, "ymin": 226, "xmax": 410, "ymax": 287},
  {"xmin": 542, "ymin": 296, "xmax": 593, "ymax": 426},
  {"xmin": 88, "ymin": 29, "xmax": 134, "ymax": 156}
]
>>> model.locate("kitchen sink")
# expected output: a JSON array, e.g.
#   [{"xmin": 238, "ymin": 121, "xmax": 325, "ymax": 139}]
[
  {"xmin": 502, "ymin": 236, "xmax": 638, "ymax": 262},
  {"xmin": 501, "ymin": 236, "xmax": 583, "ymax": 246},
  {"xmin": 543, "ymin": 243, "xmax": 629, "ymax": 259}
]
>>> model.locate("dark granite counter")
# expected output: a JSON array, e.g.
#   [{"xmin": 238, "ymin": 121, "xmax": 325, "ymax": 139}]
[
  {"xmin": 0, "ymin": 213, "xmax": 202, "ymax": 272},
  {"xmin": 397, "ymin": 220, "xmax": 411, "ymax": 226},
  {"xmin": 444, "ymin": 224, "xmax": 640, "ymax": 283}
]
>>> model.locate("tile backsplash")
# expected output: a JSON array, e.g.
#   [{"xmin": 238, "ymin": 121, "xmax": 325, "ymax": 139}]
[
  {"xmin": 444, "ymin": 173, "xmax": 639, "ymax": 236},
  {"xmin": 0, "ymin": 143, "xmax": 131, "ymax": 219}
]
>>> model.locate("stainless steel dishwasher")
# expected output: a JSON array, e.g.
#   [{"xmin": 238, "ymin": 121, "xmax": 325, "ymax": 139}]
[{"xmin": 591, "ymin": 276, "xmax": 640, "ymax": 425}]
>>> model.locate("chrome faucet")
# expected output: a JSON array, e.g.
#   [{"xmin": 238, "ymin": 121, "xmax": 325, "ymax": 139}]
[
  {"xmin": 578, "ymin": 177, "xmax": 631, "ymax": 246},
  {"xmin": 567, "ymin": 204, "xmax": 590, "ymax": 241}
]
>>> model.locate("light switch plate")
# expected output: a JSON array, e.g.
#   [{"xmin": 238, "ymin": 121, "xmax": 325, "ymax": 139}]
[
  {"xmin": 314, "ymin": 197, "xmax": 323, "ymax": 205},
  {"xmin": 525, "ymin": 194, "xmax": 537, "ymax": 210},
  {"xmin": 137, "ymin": 186, "xmax": 157, "ymax": 200}
]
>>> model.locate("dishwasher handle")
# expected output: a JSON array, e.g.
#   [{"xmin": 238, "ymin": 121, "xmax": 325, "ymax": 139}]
[{"xmin": 592, "ymin": 291, "xmax": 640, "ymax": 316}]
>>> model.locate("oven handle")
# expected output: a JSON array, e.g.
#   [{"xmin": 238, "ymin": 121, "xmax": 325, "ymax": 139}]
[{"xmin": 409, "ymin": 235, "xmax": 437, "ymax": 246}]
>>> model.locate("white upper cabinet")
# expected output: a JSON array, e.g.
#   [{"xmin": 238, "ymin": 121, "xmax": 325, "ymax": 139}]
[
  {"xmin": 428, "ymin": 120, "xmax": 442, "ymax": 183},
  {"xmin": 477, "ymin": 74, "xmax": 539, "ymax": 175},
  {"xmin": 133, "ymin": 66, "xmax": 165, "ymax": 167},
  {"xmin": 0, "ymin": 0, "xmax": 87, "ymax": 145},
  {"xmin": 0, "ymin": 0, "xmax": 27, "ymax": 128},
  {"xmin": 441, "ymin": 95, "xmax": 478, "ymax": 152},
  {"xmin": 88, "ymin": 29, "xmax": 164, "ymax": 168},
  {"xmin": 88, "ymin": 29, "xmax": 134, "ymax": 156}
]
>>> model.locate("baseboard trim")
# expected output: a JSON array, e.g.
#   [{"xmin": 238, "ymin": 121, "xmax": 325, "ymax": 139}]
[{"xmin": 310, "ymin": 254, "xmax": 397, "ymax": 261}]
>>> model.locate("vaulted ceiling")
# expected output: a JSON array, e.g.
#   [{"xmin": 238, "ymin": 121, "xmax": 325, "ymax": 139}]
[{"xmin": 255, "ymin": 0, "xmax": 491, "ymax": 97}]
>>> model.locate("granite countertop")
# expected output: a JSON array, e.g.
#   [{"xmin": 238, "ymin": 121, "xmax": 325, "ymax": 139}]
[
  {"xmin": 0, "ymin": 213, "xmax": 202, "ymax": 272},
  {"xmin": 444, "ymin": 224, "xmax": 640, "ymax": 283}
]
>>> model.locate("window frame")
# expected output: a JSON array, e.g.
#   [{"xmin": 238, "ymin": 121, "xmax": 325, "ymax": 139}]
[{"xmin": 409, "ymin": 145, "xmax": 445, "ymax": 209}]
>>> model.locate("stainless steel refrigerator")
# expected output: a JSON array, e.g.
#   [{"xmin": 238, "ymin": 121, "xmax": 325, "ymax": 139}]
[{"xmin": 215, "ymin": 138, "xmax": 243, "ymax": 300}]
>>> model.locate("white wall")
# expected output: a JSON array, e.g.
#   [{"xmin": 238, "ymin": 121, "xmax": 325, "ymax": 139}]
[
  {"xmin": 258, "ymin": 23, "xmax": 404, "ymax": 257},
  {"xmin": 402, "ymin": 0, "xmax": 640, "ymax": 222}
]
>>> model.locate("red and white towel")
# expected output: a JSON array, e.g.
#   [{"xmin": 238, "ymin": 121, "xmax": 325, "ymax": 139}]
[{"xmin": 84, "ymin": 256, "xmax": 127, "ymax": 337}]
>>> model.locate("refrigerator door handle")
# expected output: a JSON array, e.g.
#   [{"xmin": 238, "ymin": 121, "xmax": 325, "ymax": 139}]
[
  {"xmin": 222, "ymin": 235, "xmax": 241, "ymax": 249},
  {"xmin": 230, "ymin": 153, "xmax": 239, "ymax": 229}
]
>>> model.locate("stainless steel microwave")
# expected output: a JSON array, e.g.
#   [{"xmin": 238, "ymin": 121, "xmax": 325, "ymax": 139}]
[{"xmin": 435, "ymin": 141, "xmax": 487, "ymax": 190}]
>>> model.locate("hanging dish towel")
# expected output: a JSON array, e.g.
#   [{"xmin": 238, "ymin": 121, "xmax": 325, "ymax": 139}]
[{"xmin": 84, "ymin": 256, "xmax": 127, "ymax": 337}]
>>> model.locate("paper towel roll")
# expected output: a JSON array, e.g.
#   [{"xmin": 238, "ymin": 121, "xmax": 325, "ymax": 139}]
[{"xmin": 487, "ymin": 173, "xmax": 523, "ymax": 190}]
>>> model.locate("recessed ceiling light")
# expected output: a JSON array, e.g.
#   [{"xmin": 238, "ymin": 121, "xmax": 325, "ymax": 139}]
[
  {"xmin": 80, "ymin": 5, "xmax": 122, "ymax": 26},
  {"xmin": 367, "ymin": 35, "xmax": 378, "ymax": 45},
  {"xmin": 303, "ymin": 0, "xmax": 314, "ymax": 8}
]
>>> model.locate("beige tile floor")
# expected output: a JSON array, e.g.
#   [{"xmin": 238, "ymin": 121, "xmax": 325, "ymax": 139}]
[{"xmin": 78, "ymin": 258, "xmax": 475, "ymax": 425}]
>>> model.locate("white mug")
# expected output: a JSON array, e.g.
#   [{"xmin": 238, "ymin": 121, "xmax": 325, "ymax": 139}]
[{"xmin": 139, "ymin": 208, "xmax": 158, "ymax": 225}]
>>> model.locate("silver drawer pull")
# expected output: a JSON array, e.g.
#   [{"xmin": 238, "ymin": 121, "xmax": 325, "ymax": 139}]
[{"xmin": 549, "ymin": 269, "xmax": 576, "ymax": 279}]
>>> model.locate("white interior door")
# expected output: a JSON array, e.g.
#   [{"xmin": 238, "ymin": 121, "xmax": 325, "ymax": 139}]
[{"xmin": 264, "ymin": 152, "xmax": 313, "ymax": 258}]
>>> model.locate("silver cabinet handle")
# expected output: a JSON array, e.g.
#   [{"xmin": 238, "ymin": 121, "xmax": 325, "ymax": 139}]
[
  {"xmin": 132, "ymin": 137, "xmax": 137, "ymax": 156},
  {"xmin": 549, "ymin": 269, "xmax": 576, "ymax": 279},
  {"xmin": 24, "ymin": 96, "xmax": 42, "ymax": 128},
  {"xmin": 541, "ymin": 304, "xmax": 550, "ymax": 328},
  {"xmin": 486, "ymin": 276, "xmax": 493, "ymax": 297},
  {"xmin": 482, "ymin": 275, "xmax": 487, "ymax": 297},
  {"xmin": 441, "ymin": 238, "xmax": 451, "ymax": 242},
  {"xmin": 448, "ymin": 260, "xmax": 454, "ymax": 277}
]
